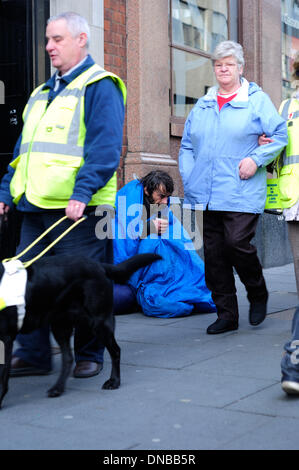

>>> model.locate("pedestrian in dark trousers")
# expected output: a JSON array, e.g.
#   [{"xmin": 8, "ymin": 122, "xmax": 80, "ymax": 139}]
[
  {"xmin": 260, "ymin": 53, "xmax": 299, "ymax": 395},
  {"xmin": 178, "ymin": 40, "xmax": 288, "ymax": 334},
  {"xmin": 278, "ymin": 53, "xmax": 299, "ymax": 395},
  {"xmin": 281, "ymin": 306, "xmax": 299, "ymax": 395}
]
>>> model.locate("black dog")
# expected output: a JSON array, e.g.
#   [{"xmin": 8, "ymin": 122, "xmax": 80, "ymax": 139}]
[{"xmin": 0, "ymin": 252, "xmax": 161, "ymax": 408}]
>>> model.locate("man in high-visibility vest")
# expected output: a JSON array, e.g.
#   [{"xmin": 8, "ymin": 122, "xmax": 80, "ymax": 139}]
[
  {"xmin": 279, "ymin": 53, "xmax": 299, "ymax": 396},
  {"xmin": 259, "ymin": 52, "xmax": 299, "ymax": 395},
  {"xmin": 0, "ymin": 12, "xmax": 126, "ymax": 378}
]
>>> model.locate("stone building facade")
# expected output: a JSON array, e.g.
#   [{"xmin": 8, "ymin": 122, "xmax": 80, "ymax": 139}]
[
  {"xmin": 0, "ymin": 0, "xmax": 298, "ymax": 267},
  {"xmin": 103, "ymin": 0, "xmax": 296, "ymax": 198},
  {"xmin": 0, "ymin": 0, "xmax": 298, "ymax": 195}
]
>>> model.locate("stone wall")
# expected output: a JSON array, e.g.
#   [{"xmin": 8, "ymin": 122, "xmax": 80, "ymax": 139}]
[
  {"xmin": 253, "ymin": 213, "xmax": 293, "ymax": 268},
  {"xmin": 104, "ymin": 0, "xmax": 127, "ymax": 188}
]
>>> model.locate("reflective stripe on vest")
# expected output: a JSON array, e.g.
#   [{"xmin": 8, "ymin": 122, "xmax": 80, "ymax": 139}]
[
  {"xmin": 279, "ymin": 98, "xmax": 299, "ymax": 167},
  {"xmin": 278, "ymin": 98, "xmax": 299, "ymax": 208},
  {"xmin": 280, "ymin": 99, "xmax": 299, "ymax": 120},
  {"xmin": 10, "ymin": 65, "xmax": 126, "ymax": 209},
  {"xmin": 280, "ymin": 99, "xmax": 291, "ymax": 120}
]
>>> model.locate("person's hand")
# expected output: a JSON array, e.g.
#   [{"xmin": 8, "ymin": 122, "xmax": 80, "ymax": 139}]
[
  {"xmin": 65, "ymin": 199, "xmax": 86, "ymax": 221},
  {"xmin": 258, "ymin": 134, "xmax": 274, "ymax": 146},
  {"xmin": 239, "ymin": 157, "xmax": 258, "ymax": 180},
  {"xmin": 152, "ymin": 217, "xmax": 169, "ymax": 235},
  {"xmin": 0, "ymin": 202, "xmax": 10, "ymax": 215}
]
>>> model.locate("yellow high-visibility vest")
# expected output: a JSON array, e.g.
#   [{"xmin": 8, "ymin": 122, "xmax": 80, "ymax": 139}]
[
  {"xmin": 10, "ymin": 64, "xmax": 127, "ymax": 209},
  {"xmin": 277, "ymin": 97, "xmax": 299, "ymax": 209}
]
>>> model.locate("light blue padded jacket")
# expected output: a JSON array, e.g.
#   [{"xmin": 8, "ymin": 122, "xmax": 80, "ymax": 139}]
[{"xmin": 179, "ymin": 78, "xmax": 288, "ymax": 213}]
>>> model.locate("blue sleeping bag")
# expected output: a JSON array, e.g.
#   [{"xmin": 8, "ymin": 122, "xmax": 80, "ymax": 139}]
[{"xmin": 113, "ymin": 179, "xmax": 216, "ymax": 318}]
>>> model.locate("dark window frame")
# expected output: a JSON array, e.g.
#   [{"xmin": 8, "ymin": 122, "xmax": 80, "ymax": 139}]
[
  {"xmin": 281, "ymin": 0, "xmax": 299, "ymax": 99},
  {"xmin": 32, "ymin": 0, "xmax": 50, "ymax": 88},
  {"xmin": 169, "ymin": 0, "xmax": 239, "ymax": 136}
]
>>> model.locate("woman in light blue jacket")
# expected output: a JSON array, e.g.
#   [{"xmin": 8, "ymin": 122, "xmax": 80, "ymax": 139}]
[{"xmin": 179, "ymin": 40, "xmax": 288, "ymax": 335}]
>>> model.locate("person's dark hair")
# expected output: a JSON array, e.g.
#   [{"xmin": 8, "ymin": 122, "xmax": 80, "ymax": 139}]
[{"xmin": 139, "ymin": 171, "xmax": 174, "ymax": 197}]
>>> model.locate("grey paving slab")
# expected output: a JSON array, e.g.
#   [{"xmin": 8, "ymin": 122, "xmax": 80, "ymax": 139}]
[
  {"xmin": 115, "ymin": 313, "xmax": 216, "ymax": 342},
  {"xmin": 116, "ymin": 311, "xmax": 293, "ymax": 340},
  {"xmin": 224, "ymin": 416, "xmax": 299, "ymax": 450},
  {"xmin": 0, "ymin": 399, "xmax": 274, "ymax": 451},
  {"xmin": 115, "ymin": 313, "xmax": 182, "ymax": 327},
  {"xmin": 1, "ymin": 373, "xmax": 105, "ymax": 420},
  {"xmin": 132, "ymin": 405, "xmax": 274, "ymax": 451},
  {"xmin": 236, "ymin": 272, "xmax": 298, "ymax": 313},
  {"xmin": 184, "ymin": 336, "xmax": 285, "ymax": 381},
  {"xmin": 122, "ymin": 366, "xmax": 275, "ymax": 409},
  {"xmin": 143, "ymin": 312, "xmax": 218, "ymax": 330},
  {"xmin": 236, "ymin": 263, "xmax": 297, "ymax": 293},
  {"xmin": 237, "ymin": 292, "xmax": 298, "ymax": 314},
  {"xmin": 117, "ymin": 341, "xmax": 205, "ymax": 370},
  {"xmin": 226, "ymin": 382, "xmax": 299, "ymax": 419},
  {"xmin": 117, "ymin": 334, "xmax": 257, "ymax": 371},
  {"xmin": 0, "ymin": 364, "xmax": 278, "ymax": 450}
]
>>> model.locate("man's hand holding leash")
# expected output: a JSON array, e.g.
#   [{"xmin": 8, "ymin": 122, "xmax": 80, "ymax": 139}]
[{"xmin": 65, "ymin": 199, "xmax": 86, "ymax": 221}]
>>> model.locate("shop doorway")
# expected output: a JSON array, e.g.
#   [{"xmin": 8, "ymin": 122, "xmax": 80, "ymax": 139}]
[
  {"xmin": 0, "ymin": 0, "xmax": 33, "ymax": 178},
  {"xmin": 0, "ymin": 0, "xmax": 49, "ymax": 257},
  {"xmin": 0, "ymin": 0, "xmax": 50, "ymax": 176}
]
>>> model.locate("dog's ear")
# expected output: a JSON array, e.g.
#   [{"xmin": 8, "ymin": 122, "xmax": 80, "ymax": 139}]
[{"xmin": 0, "ymin": 263, "xmax": 4, "ymax": 280}]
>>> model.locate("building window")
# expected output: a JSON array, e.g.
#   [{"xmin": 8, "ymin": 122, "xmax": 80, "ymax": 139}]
[
  {"xmin": 170, "ymin": 0, "xmax": 238, "ymax": 135},
  {"xmin": 282, "ymin": 0, "xmax": 299, "ymax": 99}
]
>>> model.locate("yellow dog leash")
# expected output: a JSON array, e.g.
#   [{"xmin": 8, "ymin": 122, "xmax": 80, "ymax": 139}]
[{"xmin": 2, "ymin": 215, "xmax": 87, "ymax": 268}]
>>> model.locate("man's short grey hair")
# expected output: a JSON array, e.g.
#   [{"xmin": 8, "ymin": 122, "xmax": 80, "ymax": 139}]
[
  {"xmin": 212, "ymin": 40, "xmax": 245, "ymax": 69},
  {"xmin": 47, "ymin": 12, "xmax": 90, "ymax": 48}
]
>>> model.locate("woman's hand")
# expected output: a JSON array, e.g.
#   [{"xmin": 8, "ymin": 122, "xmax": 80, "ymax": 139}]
[
  {"xmin": 258, "ymin": 134, "xmax": 274, "ymax": 146},
  {"xmin": 239, "ymin": 157, "xmax": 258, "ymax": 180}
]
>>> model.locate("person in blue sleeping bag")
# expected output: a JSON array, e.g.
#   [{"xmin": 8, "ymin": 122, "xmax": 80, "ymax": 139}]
[{"xmin": 112, "ymin": 170, "xmax": 216, "ymax": 318}]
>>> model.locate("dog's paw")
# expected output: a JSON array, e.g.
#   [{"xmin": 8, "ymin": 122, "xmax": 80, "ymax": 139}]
[
  {"xmin": 47, "ymin": 386, "xmax": 64, "ymax": 398},
  {"xmin": 102, "ymin": 378, "xmax": 120, "ymax": 390}
]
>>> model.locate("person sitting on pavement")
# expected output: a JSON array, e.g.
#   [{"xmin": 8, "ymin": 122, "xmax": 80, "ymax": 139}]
[{"xmin": 112, "ymin": 170, "xmax": 216, "ymax": 318}]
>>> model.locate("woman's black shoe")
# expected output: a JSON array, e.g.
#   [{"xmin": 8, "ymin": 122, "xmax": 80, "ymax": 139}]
[
  {"xmin": 249, "ymin": 300, "xmax": 267, "ymax": 326},
  {"xmin": 207, "ymin": 318, "xmax": 238, "ymax": 335}
]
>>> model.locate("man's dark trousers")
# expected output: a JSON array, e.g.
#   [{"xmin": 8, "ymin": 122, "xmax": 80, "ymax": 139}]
[
  {"xmin": 13, "ymin": 210, "xmax": 112, "ymax": 371},
  {"xmin": 203, "ymin": 210, "xmax": 268, "ymax": 324}
]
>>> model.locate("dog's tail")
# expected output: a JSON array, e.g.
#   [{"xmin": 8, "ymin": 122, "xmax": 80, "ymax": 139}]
[{"xmin": 102, "ymin": 253, "xmax": 162, "ymax": 284}]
